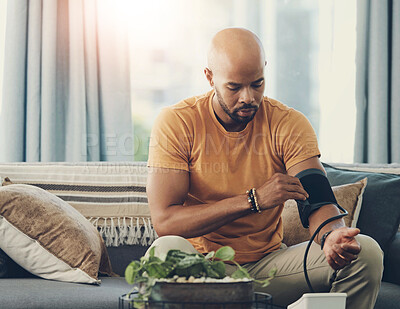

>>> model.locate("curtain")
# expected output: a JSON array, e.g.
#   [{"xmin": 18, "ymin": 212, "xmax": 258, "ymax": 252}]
[
  {"xmin": 354, "ymin": 0, "xmax": 400, "ymax": 163},
  {"xmin": 0, "ymin": 0, "xmax": 133, "ymax": 162}
]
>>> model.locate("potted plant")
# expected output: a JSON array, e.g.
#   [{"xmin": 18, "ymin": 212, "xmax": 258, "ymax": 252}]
[{"xmin": 123, "ymin": 246, "xmax": 275, "ymax": 308}]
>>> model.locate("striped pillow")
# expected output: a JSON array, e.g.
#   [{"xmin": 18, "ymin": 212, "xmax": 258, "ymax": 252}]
[{"xmin": 0, "ymin": 162, "xmax": 156, "ymax": 247}]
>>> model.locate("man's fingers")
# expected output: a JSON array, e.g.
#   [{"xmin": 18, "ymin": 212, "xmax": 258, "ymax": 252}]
[
  {"xmin": 341, "ymin": 243, "xmax": 361, "ymax": 255},
  {"xmin": 326, "ymin": 257, "xmax": 339, "ymax": 270},
  {"xmin": 326, "ymin": 251, "xmax": 346, "ymax": 270},
  {"xmin": 285, "ymin": 184, "xmax": 309, "ymax": 199},
  {"xmin": 326, "ymin": 249, "xmax": 352, "ymax": 270},
  {"xmin": 331, "ymin": 250, "xmax": 346, "ymax": 266},
  {"xmin": 288, "ymin": 177, "xmax": 308, "ymax": 196},
  {"xmin": 274, "ymin": 174, "xmax": 306, "ymax": 191},
  {"xmin": 343, "ymin": 228, "xmax": 360, "ymax": 238},
  {"xmin": 333, "ymin": 244, "xmax": 359, "ymax": 261}
]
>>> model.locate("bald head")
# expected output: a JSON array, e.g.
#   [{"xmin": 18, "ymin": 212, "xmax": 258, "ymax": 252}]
[{"xmin": 207, "ymin": 28, "xmax": 265, "ymax": 74}]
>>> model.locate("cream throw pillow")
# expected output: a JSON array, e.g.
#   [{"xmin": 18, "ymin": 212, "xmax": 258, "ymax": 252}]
[
  {"xmin": 282, "ymin": 178, "xmax": 367, "ymax": 246},
  {"xmin": 0, "ymin": 184, "xmax": 113, "ymax": 284}
]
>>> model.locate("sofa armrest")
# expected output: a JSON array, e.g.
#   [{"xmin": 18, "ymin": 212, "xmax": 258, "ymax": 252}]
[{"xmin": 383, "ymin": 232, "xmax": 400, "ymax": 285}]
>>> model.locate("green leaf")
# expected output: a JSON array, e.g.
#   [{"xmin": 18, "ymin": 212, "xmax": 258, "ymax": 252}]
[
  {"xmin": 215, "ymin": 246, "xmax": 235, "ymax": 261},
  {"xmin": 175, "ymin": 255, "xmax": 205, "ymax": 277},
  {"xmin": 260, "ymin": 279, "xmax": 271, "ymax": 287},
  {"xmin": 165, "ymin": 250, "xmax": 191, "ymax": 264},
  {"xmin": 160, "ymin": 261, "xmax": 175, "ymax": 278},
  {"xmin": 133, "ymin": 301, "xmax": 144, "ymax": 309},
  {"xmin": 145, "ymin": 262, "xmax": 166, "ymax": 278},
  {"xmin": 231, "ymin": 267, "xmax": 251, "ymax": 279},
  {"xmin": 252, "ymin": 267, "xmax": 276, "ymax": 288},
  {"xmin": 268, "ymin": 268, "xmax": 277, "ymax": 277},
  {"xmin": 147, "ymin": 255, "xmax": 163, "ymax": 264},
  {"xmin": 176, "ymin": 255, "xmax": 204, "ymax": 269},
  {"xmin": 149, "ymin": 246, "xmax": 156, "ymax": 257},
  {"xmin": 210, "ymin": 260, "xmax": 226, "ymax": 278},
  {"xmin": 188, "ymin": 263, "xmax": 205, "ymax": 277},
  {"xmin": 125, "ymin": 261, "xmax": 142, "ymax": 284},
  {"xmin": 204, "ymin": 251, "xmax": 215, "ymax": 260},
  {"xmin": 204, "ymin": 264, "xmax": 220, "ymax": 278},
  {"xmin": 143, "ymin": 259, "xmax": 176, "ymax": 279}
]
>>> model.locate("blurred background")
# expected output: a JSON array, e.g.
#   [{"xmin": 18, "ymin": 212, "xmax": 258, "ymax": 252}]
[
  {"xmin": 2, "ymin": 0, "xmax": 397, "ymax": 164},
  {"xmin": 126, "ymin": 0, "xmax": 356, "ymax": 162}
]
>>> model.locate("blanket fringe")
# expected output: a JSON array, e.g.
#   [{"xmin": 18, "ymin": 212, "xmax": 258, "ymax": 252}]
[{"xmin": 88, "ymin": 217, "xmax": 158, "ymax": 247}]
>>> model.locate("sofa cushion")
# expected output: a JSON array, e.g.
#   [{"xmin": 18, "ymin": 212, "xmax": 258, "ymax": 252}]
[
  {"xmin": 0, "ymin": 162, "xmax": 155, "ymax": 247},
  {"xmin": 282, "ymin": 178, "xmax": 367, "ymax": 246},
  {"xmin": 375, "ymin": 281, "xmax": 400, "ymax": 309},
  {"xmin": 0, "ymin": 277, "xmax": 130, "ymax": 309},
  {"xmin": 383, "ymin": 232, "xmax": 400, "ymax": 285},
  {"xmin": 0, "ymin": 184, "xmax": 113, "ymax": 284},
  {"xmin": 106, "ymin": 244, "xmax": 149, "ymax": 277},
  {"xmin": 323, "ymin": 163, "xmax": 400, "ymax": 254}
]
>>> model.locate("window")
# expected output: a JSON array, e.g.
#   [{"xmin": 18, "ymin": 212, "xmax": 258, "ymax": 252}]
[
  {"xmin": 126, "ymin": 0, "xmax": 357, "ymax": 163},
  {"xmin": 0, "ymin": 0, "xmax": 357, "ymax": 163},
  {"xmin": 0, "ymin": 0, "xmax": 7, "ymax": 113}
]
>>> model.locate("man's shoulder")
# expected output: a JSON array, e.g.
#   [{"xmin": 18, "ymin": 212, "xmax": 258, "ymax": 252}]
[
  {"xmin": 166, "ymin": 91, "xmax": 212, "ymax": 115},
  {"xmin": 264, "ymin": 96, "xmax": 292, "ymax": 114},
  {"xmin": 263, "ymin": 96, "xmax": 306, "ymax": 122},
  {"xmin": 154, "ymin": 91, "xmax": 212, "ymax": 131}
]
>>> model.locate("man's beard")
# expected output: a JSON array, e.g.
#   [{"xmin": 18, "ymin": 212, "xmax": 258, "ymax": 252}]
[{"xmin": 215, "ymin": 87, "xmax": 259, "ymax": 124}]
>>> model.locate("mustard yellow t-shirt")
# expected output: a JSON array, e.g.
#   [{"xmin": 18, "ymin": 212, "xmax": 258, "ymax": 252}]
[{"xmin": 147, "ymin": 90, "xmax": 320, "ymax": 264}]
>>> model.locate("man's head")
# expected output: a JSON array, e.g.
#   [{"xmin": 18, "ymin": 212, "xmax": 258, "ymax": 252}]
[{"xmin": 205, "ymin": 28, "xmax": 266, "ymax": 131}]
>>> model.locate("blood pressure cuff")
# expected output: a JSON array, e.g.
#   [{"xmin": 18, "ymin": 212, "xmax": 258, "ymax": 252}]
[{"xmin": 295, "ymin": 168, "xmax": 338, "ymax": 228}]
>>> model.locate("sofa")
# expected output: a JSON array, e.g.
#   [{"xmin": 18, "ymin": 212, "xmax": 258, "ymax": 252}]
[{"xmin": 0, "ymin": 161, "xmax": 399, "ymax": 309}]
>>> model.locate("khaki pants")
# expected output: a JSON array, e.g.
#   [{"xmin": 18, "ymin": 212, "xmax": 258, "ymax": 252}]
[{"xmin": 146, "ymin": 235, "xmax": 383, "ymax": 309}]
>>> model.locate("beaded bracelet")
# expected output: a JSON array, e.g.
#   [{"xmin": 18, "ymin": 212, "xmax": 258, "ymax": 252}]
[
  {"xmin": 246, "ymin": 188, "xmax": 262, "ymax": 213},
  {"xmin": 251, "ymin": 188, "xmax": 261, "ymax": 213}
]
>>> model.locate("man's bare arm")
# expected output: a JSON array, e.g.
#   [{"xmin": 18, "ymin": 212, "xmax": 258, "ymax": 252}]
[
  {"xmin": 147, "ymin": 167, "xmax": 250, "ymax": 238},
  {"xmin": 287, "ymin": 156, "xmax": 361, "ymax": 270},
  {"xmin": 147, "ymin": 166, "xmax": 309, "ymax": 238}
]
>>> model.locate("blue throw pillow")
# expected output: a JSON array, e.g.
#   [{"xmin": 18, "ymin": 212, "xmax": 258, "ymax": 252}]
[
  {"xmin": 0, "ymin": 248, "xmax": 35, "ymax": 278},
  {"xmin": 323, "ymin": 163, "xmax": 400, "ymax": 254},
  {"xmin": 0, "ymin": 249, "xmax": 7, "ymax": 277}
]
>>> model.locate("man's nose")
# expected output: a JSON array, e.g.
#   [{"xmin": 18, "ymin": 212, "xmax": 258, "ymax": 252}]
[{"xmin": 239, "ymin": 87, "xmax": 254, "ymax": 104}]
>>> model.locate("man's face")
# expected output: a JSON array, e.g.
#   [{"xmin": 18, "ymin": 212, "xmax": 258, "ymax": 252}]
[
  {"xmin": 214, "ymin": 80, "xmax": 263, "ymax": 124},
  {"xmin": 210, "ymin": 59, "xmax": 266, "ymax": 129}
]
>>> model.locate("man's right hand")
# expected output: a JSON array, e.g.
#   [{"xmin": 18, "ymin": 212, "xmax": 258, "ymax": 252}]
[{"xmin": 256, "ymin": 173, "xmax": 309, "ymax": 210}]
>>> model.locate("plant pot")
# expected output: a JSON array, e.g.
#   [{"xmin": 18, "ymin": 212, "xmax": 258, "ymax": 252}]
[{"xmin": 148, "ymin": 280, "xmax": 254, "ymax": 309}]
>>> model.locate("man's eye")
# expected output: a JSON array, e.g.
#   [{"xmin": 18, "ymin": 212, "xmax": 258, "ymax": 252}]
[
  {"xmin": 228, "ymin": 87, "xmax": 240, "ymax": 91},
  {"xmin": 252, "ymin": 83, "xmax": 263, "ymax": 88}
]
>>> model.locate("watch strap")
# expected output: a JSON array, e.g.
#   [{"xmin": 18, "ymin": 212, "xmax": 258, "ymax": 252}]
[{"xmin": 320, "ymin": 230, "xmax": 333, "ymax": 250}]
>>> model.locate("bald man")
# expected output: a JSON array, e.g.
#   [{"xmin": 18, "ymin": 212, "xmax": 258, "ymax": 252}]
[{"xmin": 146, "ymin": 28, "xmax": 383, "ymax": 308}]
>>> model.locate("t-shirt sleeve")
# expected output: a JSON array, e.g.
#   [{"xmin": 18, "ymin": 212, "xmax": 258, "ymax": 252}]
[
  {"xmin": 147, "ymin": 107, "xmax": 192, "ymax": 171},
  {"xmin": 274, "ymin": 109, "xmax": 321, "ymax": 171}
]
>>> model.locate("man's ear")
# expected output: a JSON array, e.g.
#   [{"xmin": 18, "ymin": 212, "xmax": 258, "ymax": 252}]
[{"xmin": 204, "ymin": 67, "xmax": 214, "ymax": 87}]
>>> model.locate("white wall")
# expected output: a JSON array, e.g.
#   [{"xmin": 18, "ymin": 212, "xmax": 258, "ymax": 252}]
[{"xmin": 0, "ymin": 0, "xmax": 7, "ymax": 112}]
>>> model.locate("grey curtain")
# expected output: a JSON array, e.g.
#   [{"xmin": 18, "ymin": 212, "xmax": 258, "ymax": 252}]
[
  {"xmin": 355, "ymin": 0, "xmax": 400, "ymax": 163},
  {"xmin": 0, "ymin": 0, "xmax": 133, "ymax": 162}
]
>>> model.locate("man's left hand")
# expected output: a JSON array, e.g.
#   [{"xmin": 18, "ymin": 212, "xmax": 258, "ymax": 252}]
[{"xmin": 322, "ymin": 227, "xmax": 361, "ymax": 270}]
